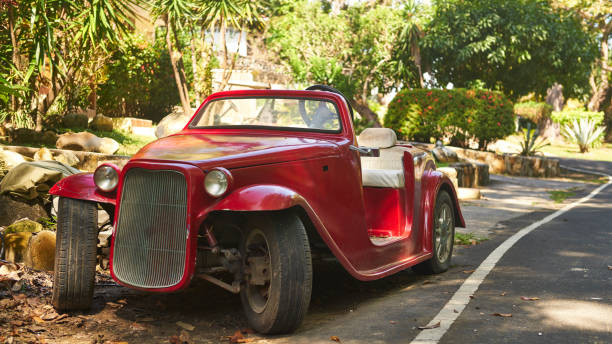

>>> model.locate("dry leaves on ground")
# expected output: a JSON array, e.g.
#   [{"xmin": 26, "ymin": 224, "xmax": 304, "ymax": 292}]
[
  {"xmin": 418, "ymin": 321, "xmax": 441, "ymax": 330},
  {"xmin": 228, "ymin": 329, "xmax": 254, "ymax": 343},
  {"xmin": 491, "ymin": 313, "xmax": 512, "ymax": 317},
  {"xmin": 176, "ymin": 321, "xmax": 195, "ymax": 331},
  {"xmin": 330, "ymin": 336, "xmax": 341, "ymax": 342},
  {"xmin": 520, "ymin": 296, "xmax": 540, "ymax": 301}
]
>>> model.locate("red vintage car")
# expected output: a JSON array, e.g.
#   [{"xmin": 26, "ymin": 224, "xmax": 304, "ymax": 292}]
[{"xmin": 49, "ymin": 85, "xmax": 464, "ymax": 334}]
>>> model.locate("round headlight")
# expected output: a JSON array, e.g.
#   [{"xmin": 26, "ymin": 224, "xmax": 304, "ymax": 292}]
[
  {"xmin": 94, "ymin": 165, "xmax": 119, "ymax": 192},
  {"xmin": 204, "ymin": 169, "xmax": 229, "ymax": 197}
]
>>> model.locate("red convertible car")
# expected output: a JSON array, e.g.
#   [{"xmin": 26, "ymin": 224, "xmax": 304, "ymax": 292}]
[{"xmin": 49, "ymin": 85, "xmax": 464, "ymax": 334}]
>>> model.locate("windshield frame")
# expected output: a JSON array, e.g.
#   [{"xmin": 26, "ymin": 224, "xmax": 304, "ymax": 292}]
[{"xmin": 188, "ymin": 96, "xmax": 344, "ymax": 134}]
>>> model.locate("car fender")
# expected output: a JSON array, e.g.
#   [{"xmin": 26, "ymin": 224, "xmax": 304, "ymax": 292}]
[
  {"xmin": 49, "ymin": 173, "xmax": 116, "ymax": 205},
  {"xmin": 420, "ymin": 170, "xmax": 466, "ymax": 252}
]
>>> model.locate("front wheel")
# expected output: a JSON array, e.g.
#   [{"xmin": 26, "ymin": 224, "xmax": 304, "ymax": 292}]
[
  {"xmin": 240, "ymin": 213, "xmax": 312, "ymax": 334},
  {"xmin": 413, "ymin": 190, "xmax": 455, "ymax": 274},
  {"xmin": 52, "ymin": 197, "xmax": 98, "ymax": 311}
]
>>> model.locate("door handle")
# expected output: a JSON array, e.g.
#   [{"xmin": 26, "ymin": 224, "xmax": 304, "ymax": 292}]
[{"xmin": 349, "ymin": 145, "xmax": 378, "ymax": 157}]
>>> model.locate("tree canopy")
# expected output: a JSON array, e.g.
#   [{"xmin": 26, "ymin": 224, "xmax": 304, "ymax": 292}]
[{"xmin": 421, "ymin": 0, "xmax": 598, "ymax": 100}]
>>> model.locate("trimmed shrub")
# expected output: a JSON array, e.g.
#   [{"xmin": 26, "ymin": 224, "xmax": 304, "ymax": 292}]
[
  {"xmin": 384, "ymin": 88, "xmax": 515, "ymax": 149},
  {"xmin": 514, "ymin": 101, "xmax": 552, "ymax": 125},
  {"xmin": 551, "ymin": 110, "xmax": 604, "ymax": 127}
]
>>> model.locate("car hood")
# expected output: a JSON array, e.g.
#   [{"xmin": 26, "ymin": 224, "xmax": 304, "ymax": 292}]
[{"xmin": 131, "ymin": 133, "xmax": 341, "ymax": 169}]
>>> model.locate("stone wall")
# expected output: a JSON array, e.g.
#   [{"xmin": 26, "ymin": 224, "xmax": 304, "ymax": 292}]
[{"xmin": 449, "ymin": 147, "xmax": 560, "ymax": 177}]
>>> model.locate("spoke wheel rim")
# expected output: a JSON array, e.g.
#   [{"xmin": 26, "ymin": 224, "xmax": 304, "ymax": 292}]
[
  {"xmin": 435, "ymin": 203, "xmax": 453, "ymax": 263},
  {"xmin": 244, "ymin": 229, "xmax": 272, "ymax": 314}
]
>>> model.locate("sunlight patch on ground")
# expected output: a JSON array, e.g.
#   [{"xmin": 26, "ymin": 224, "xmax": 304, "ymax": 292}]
[{"xmin": 526, "ymin": 300, "xmax": 612, "ymax": 333}]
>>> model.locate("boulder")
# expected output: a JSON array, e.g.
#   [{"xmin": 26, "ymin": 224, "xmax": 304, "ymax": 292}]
[
  {"xmin": 457, "ymin": 187, "xmax": 481, "ymax": 200},
  {"xmin": 25, "ymin": 230, "xmax": 56, "ymax": 271},
  {"xmin": 450, "ymin": 162, "xmax": 490, "ymax": 188},
  {"xmin": 5, "ymin": 218, "xmax": 43, "ymax": 234},
  {"xmin": 111, "ymin": 117, "xmax": 133, "ymax": 132},
  {"xmin": 4, "ymin": 232, "xmax": 33, "ymax": 263},
  {"xmin": 90, "ymin": 114, "xmax": 114, "ymax": 132},
  {"xmin": 0, "ymin": 149, "xmax": 27, "ymax": 169},
  {"xmin": 0, "ymin": 160, "xmax": 80, "ymax": 200},
  {"xmin": 62, "ymin": 113, "xmax": 89, "ymax": 129},
  {"xmin": 53, "ymin": 151, "xmax": 80, "ymax": 167},
  {"xmin": 432, "ymin": 145, "xmax": 459, "ymax": 163},
  {"xmin": 155, "ymin": 112, "xmax": 190, "ymax": 138},
  {"xmin": 41, "ymin": 130, "xmax": 59, "ymax": 146},
  {"xmin": 33, "ymin": 147, "xmax": 53, "ymax": 161},
  {"xmin": 0, "ymin": 195, "xmax": 49, "ymax": 227},
  {"xmin": 56, "ymin": 131, "xmax": 120, "ymax": 154},
  {"xmin": 12, "ymin": 128, "xmax": 39, "ymax": 144}
]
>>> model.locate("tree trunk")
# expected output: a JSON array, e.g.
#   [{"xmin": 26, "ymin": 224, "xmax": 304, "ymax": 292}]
[
  {"xmin": 349, "ymin": 99, "xmax": 382, "ymax": 127},
  {"xmin": 604, "ymin": 89, "xmax": 612, "ymax": 142},
  {"xmin": 164, "ymin": 16, "xmax": 191, "ymax": 115},
  {"xmin": 8, "ymin": 5, "xmax": 20, "ymax": 112},
  {"xmin": 587, "ymin": 23, "xmax": 611, "ymax": 112}
]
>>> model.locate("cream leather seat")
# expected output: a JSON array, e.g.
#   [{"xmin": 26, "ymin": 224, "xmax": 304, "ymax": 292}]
[{"xmin": 358, "ymin": 128, "xmax": 406, "ymax": 188}]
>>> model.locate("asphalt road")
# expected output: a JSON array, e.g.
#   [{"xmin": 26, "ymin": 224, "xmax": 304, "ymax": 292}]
[
  {"xmin": 269, "ymin": 159, "xmax": 612, "ymax": 344},
  {"xmin": 439, "ymin": 158, "xmax": 612, "ymax": 344}
]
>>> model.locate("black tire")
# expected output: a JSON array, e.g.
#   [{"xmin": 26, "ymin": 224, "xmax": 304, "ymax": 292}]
[
  {"xmin": 52, "ymin": 197, "xmax": 98, "ymax": 311},
  {"xmin": 240, "ymin": 213, "xmax": 312, "ymax": 334},
  {"xmin": 413, "ymin": 190, "xmax": 455, "ymax": 275}
]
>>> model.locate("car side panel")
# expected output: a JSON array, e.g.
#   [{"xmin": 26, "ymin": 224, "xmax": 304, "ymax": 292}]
[{"xmin": 49, "ymin": 173, "xmax": 116, "ymax": 205}]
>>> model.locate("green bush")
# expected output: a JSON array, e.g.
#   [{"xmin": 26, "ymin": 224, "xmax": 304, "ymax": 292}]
[
  {"xmin": 514, "ymin": 101, "xmax": 552, "ymax": 125},
  {"xmin": 97, "ymin": 36, "xmax": 180, "ymax": 123},
  {"xmin": 384, "ymin": 88, "xmax": 515, "ymax": 149},
  {"xmin": 551, "ymin": 110, "xmax": 604, "ymax": 127}
]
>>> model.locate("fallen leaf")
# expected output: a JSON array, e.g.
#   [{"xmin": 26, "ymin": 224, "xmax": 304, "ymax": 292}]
[
  {"xmin": 32, "ymin": 316, "xmax": 44, "ymax": 324},
  {"xmin": 500, "ymin": 292, "xmax": 507, "ymax": 296},
  {"xmin": 41, "ymin": 311, "xmax": 59, "ymax": 321},
  {"xmin": 117, "ymin": 299, "xmax": 128, "ymax": 305},
  {"xmin": 229, "ymin": 330, "xmax": 244, "ymax": 343},
  {"xmin": 491, "ymin": 313, "xmax": 512, "ymax": 317},
  {"xmin": 389, "ymin": 320, "xmax": 397, "ymax": 324},
  {"xmin": 418, "ymin": 321, "xmax": 441, "ymax": 330},
  {"xmin": 106, "ymin": 302, "xmax": 123, "ymax": 309},
  {"xmin": 54, "ymin": 314, "xmax": 69, "ymax": 322},
  {"xmin": 520, "ymin": 297, "xmax": 540, "ymax": 301},
  {"xmin": 176, "ymin": 321, "xmax": 195, "ymax": 331},
  {"xmin": 608, "ymin": 265, "xmax": 612, "ymax": 270},
  {"xmin": 130, "ymin": 322, "xmax": 146, "ymax": 331},
  {"xmin": 462, "ymin": 270, "xmax": 475, "ymax": 274},
  {"xmin": 330, "ymin": 336, "xmax": 341, "ymax": 342}
]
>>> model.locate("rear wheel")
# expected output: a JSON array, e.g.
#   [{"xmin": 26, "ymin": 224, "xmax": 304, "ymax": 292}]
[
  {"xmin": 240, "ymin": 213, "xmax": 312, "ymax": 334},
  {"xmin": 413, "ymin": 190, "xmax": 455, "ymax": 274},
  {"xmin": 52, "ymin": 197, "xmax": 98, "ymax": 311}
]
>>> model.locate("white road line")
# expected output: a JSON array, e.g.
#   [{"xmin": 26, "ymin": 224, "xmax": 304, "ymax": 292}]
[{"xmin": 411, "ymin": 166, "xmax": 612, "ymax": 344}]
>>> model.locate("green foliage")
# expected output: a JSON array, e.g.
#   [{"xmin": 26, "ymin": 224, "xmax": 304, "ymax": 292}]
[
  {"xmin": 97, "ymin": 36, "xmax": 180, "ymax": 123},
  {"xmin": 266, "ymin": 0, "xmax": 416, "ymax": 120},
  {"xmin": 548, "ymin": 189, "xmax": 577, "ymax": 203},
  {"xmin": 519, "ymin": 122, "xmax": 549, "ymax": 156},
  {"xmin": 561, "ymin": 118, "xmax": 605, "ymax": 153},
  {"xmin": 551, "ymin": 110, "xmax": 604, "ymax": 127},
  {"xmin": 384, "ymin": 88, "xmax": 515, "ymax": 149},
  {"xmin": 514, "ymin": 102, "xmax": 553, "ymax": 125},
  {"xmin": 422, "ymin": 0, "xmax": 598, "ymax": 99}
]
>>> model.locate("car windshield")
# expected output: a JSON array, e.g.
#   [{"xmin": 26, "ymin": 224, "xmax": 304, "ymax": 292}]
[{"xmin": 190, "ymin": 97, "xmax": 341, "ymax": 132}]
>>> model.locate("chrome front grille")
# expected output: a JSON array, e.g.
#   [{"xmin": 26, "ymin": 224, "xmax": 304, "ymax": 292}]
[{"xmin": 112, "ymin": 168, "xmax": 188, "ymax": 288}]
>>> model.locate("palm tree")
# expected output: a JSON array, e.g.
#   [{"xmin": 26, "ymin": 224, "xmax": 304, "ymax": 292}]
[{"xmin": 151, "ymin": 0, "xmax": 194, "ymax": 115}]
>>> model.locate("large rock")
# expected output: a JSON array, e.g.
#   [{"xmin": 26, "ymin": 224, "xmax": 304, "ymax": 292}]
[
  {"xmin": 5, "ymin": 218, "xmax": 43, "ymax": 234},
  {"xmin": 90, "ymin": 114, "xmax": 114, "ymax": 132},
  {"xmin": 25, "ymin": 230, "xmax": 56, "ymax": 271},
  {"xmin": 4, "ymin": 232, "xmax": 33, "ymax": 264},
  {"xmin": 53, "ymin": 151, "xmax": 80, "ymax": 167},
  {"xmin": 41, "ymin": 130, "xmax": 59, "ymax": 146},
  {"xmin": 432, "ymin": 145, "xmax": 459, "ymax": 163},
  {"xmin": 155, "ymin": 112, "xmax": 191, "ymax": 138},
  {"xmin": 0, "ymin": 195, "xmax": 49, "ymax": 227},
  {"xmin": 450, "ymin": 162, "xmax": 490, "ymax": 188},
  {"xmin": 62, "ymin": 113, "xmax": 89, "ymax": 129},
  {"xmin": 33, "ymin": 147, "xmax": 53, "ymax": 161},
  {"xmin": 0, "ymin": 149, "xmax": 27, "ymax": 169},
  {"xmin": 56, "ymin": 131, "xmax": 120, "ymax": 154}
]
